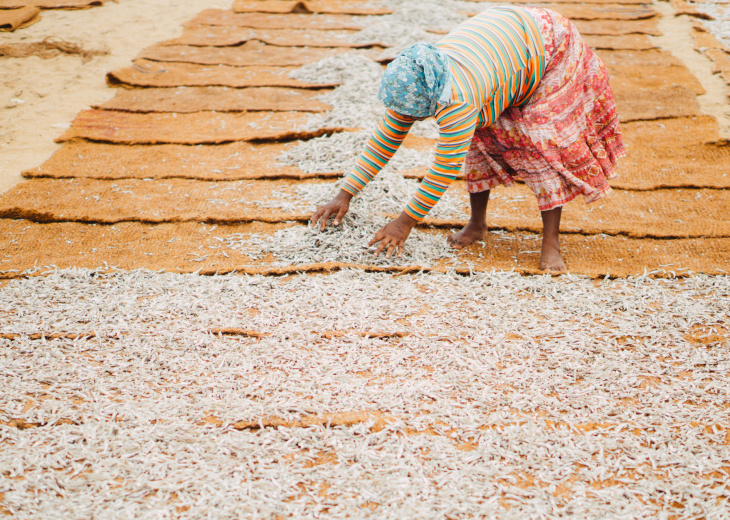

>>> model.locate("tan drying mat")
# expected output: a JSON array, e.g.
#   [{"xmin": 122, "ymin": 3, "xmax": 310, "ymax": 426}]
[
  {"xmin": 706, "ymin": 49, "xmax": 730, "ymax": 84},
  {"xmin": 3, "ymin": 177, "xmax": 729, "ymax": 240},
  {"xmin": 463, "ymin": 4, "xmax": 658, "ymax": 20},
  {"xmin": 185, "ymin": 10, "xmax": 369, "ymax": 30},
  {"xmin": 24, "ymin": 133, "xmax": 428, "ymax": 181},
  {"xmin": 139, "ymin": 42, "xmax": 354, "ymax": 67},
  {"xmin": 614, "ymin": 86, "xmax": 701, "ymax": 122},
  {"xmin": 24, "ymin": 140, "xmax": 333, "ymax": 180},
  {"xmin": 232, "ymin": 0, "xmax": 392, "ymax": 15},
  {"xmin": 692, "ymin": 23, "xmax": 730, "ymax": 83},
  {"xmin": 462, "ymin": 0, "xmax": 651, "ymax": 4},
  {"xmin": 600, "ymin": 50, "xmax": 706, "ymax": 96},
  {"xmin": 164, "ymin": 27, "xmax": 654, "ymax": 51},
  {"xmin": 97, "ymin": 86, "xmax": 332, "ymax": 113},
  {"xmin": 163, "ymin": 26, "xmax": 370, "ymax": 48},
  {"xmin": 572, "ymin": 18, "xmax": 660, "ymax": 36},
  {"xmin": 107, "ymin": 60, "xmax": 341, "ymax": 89},
  {"xmin": 584, "ymin": 34, "xmax": 654, "ymax": 51},
  {"xmin": 618, "ymin": 117, "xmax": 730, "ymax": 190},
  {"xmin": 56, "ymin": 110, "xmax": 337, "ymax": 145},
  {"xmin": 1, "ymin": 219, "xmax": 728, "ymax": 278},
  {"xmin": 0, "ymin": 0, "xmax": 101, "ymax": 7},
  {"xmin": 0, "ymin": 6, "xmax": 39, "ymax": 31}
]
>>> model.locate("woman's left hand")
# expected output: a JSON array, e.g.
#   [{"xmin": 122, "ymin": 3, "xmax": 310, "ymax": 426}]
[{"xmin": 369, "ymin": 213, "xmax": 418, "ymax": 258}]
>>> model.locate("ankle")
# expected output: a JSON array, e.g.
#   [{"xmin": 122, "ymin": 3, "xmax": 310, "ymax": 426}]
[
  {"xmin": 467, "ymin": 217, "xmax": 488, "ymax": 229},
  {"xmin": 541, "ymin": 235, "xmax": 560, "ymax": 251}
]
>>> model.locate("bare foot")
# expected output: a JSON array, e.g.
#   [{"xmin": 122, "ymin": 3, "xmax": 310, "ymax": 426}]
[
  {"xmin": 540, "ymin": 241, "xmax": 567, "ymax": 273},
  {"xmin": 447, "ymin": 221, "xmax": 488, "ymax": 249}
]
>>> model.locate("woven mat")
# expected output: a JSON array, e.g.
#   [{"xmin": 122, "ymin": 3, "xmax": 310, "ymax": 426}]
[
  {"xmin": 25, "ymin": 133, "xmax": 427, "ymax": 180},
  {"xmin": 1, "ymin": 220, "xmax": 728, "ymax": 278},
  {"xmin": 185, "ymin": 10, "xmax": 368, "ymax": 30},
  {"xmin": 462, "ymin": 0, "xmax": 650, "ymax": 4},
  {"xmin": 232, "ymin": 0, "xmax": 392, "ymax": 15},
  {"xmin": 600, "ymin": 50, "xmax": 705, "ymax": 95},
  {"xmin": 618, "ymin": 117, "xmax": 730, "ymax": 190},
  {"xmin": 420, "ymin": 185, "xmax": 730, "ymax": 239},
  {"xmin": 692, "ymin": 25, "xmax": 730, "ymax": 53},
  {"xmin": 3, "ymin": 178, "xmax": 728, "ymax": 240},
  {"xmin": 573, "ymin": 18, "xmax": 661, "ymax": 35},
  {"xmin": 164, "ymin": 26, "xmax": 370, "ymax": 48},
  {"xmin": 707, "ymin": 49, "xmax": 730, "ymax": 83},
  {"xmin": 139, "ymin": 41, "xmax": 354, "ymax": 67},
  {"xmin": 97, "ymin": 86, "xmax": 332, "ymax": 113},
  {"xmin": 24, "ymin": 140, "xmax": 334, "ymax": 180},
  {"xmin": 463, "ymin": 3, "xmax": 657, "ymax": 20},
  {"xmin": 0, "ymin": 0, "xmax": 101, "ymax": 7},
  {"xmin": 0, "ymin": 6, "xmax": 39, "ymax": 31},
  {"xmin": 614, "ymin": 85, "xmax": 701, "ymax": 121},
  {"xmin": 56, "ymin": 110, "xmax": 335, "ymax": 144},
  {"xmin": 107, "ymin": 60, "xmax": 340, "ymax": 89},
  {"xmin": 584, "ymin": 34, "xmax": 654, "ymax": 50},
  {"xmin": 0, "ymin": 178, "xmax": 318, "ymax": 224}
]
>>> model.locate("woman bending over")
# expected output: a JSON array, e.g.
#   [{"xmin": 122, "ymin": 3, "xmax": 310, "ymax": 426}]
[{"xmin": 311, "ymin": 6, "xmax": 625, "ymax": 272}]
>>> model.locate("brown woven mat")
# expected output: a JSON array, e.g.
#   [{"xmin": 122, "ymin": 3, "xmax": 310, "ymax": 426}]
[
  {"xmin": 573, "ymin": 18, "xmax": 661, "ymax": 35},
  {"xmin": 1, "ymin": 219, "xmax": 727, "ymax": 278},
  {"xmin": 185, "ymin": 10, "xmax": 368, "ymax": 30},
  {"xmin": 693, "ymin": 27, "xmax": 730, "ymax": 84},
  {"xmin": 0, "ymin": 37, "xmax": 106, "ymax": 59},
  {"xmin": 614, "ymin": 86, "xmax": 701, "ymax": 121},
  {"xmin": 421, "ymin": 185, "xmax": 730, "ymax": 239},
  {"xmin": 3, "ymin": 178, "xmax": 728, "ymax": 239},
  {"xmin": 97, "ymin": 86, "xmax": 332, "ymax": 113},
  {"xmin": 584, "ymin": 34, "xmax": 654, "ymax": 50},
  {"xmin": 56, "ymin": 110, "xmax": 336, "ymax": 144},
  {"xmin": 25, "ymin": 133, "xmax": 428, "ymax": 180},
  {"xmin": 463, "ymin": 4, "xmax": 657, "ymax": 20},
  {"xmin": 232, "ymin": 0, "xmax": 392, "ymax": 15},
  {"xmin": 139, "ymin": 41, "xmax": 354, "ymax": 67},
  {"xmin": 600, "ymin": 50, "xmax": 706, "ymax": 95},
  {"xmin": 0, "ymin": 0, "xmax": 101, "ymax": 7},
  {"xmin": 0, "ymin": 6, "xmax": 39, "ymax": 31},
  {"xmin": 24, "ymin": 140, "xmax": 336, "ymax": 180},
  {"xmin": 107, "ymin": 60, "xmax": 340, "ymax": 89},
  {"xmin": 463, "ymin": 0, "xmax": 650, "ymax": 4},
  {"xmin": 0, "ymin": 178, "xmax": 317, "ymax": 224},
  {"xmin": 707, "ymin": 49, "xmax": 730, "ymax": 83},
  {"xmin": 692, "ymin": 24, "xmax": 730, "ymax": 52},
  {"xmin": 618, "ymin": 117, "xmax": 730, "ymax": 190},
  {"xmin": 669, "ymin": 0, "xmax": 714, "ymax": 19},
  {"xmin": 164, "ymin": 26, "xmax": 374, "ymax": 48}
]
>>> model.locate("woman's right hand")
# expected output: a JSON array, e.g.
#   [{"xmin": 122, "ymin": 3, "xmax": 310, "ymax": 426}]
[{"xmin": 310, "ymin": 189, "xmax": 353, "ymax": 231}]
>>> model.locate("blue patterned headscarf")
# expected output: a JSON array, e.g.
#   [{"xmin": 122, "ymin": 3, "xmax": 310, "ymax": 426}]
[{"xmin": 377, "ymin": 43, "xmax": 452, "ymax": 118}]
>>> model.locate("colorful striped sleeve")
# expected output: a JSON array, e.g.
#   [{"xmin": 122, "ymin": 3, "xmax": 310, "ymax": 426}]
[
  {"xmin": 404, "ymin": 101, "xmax": 479, "ymax": 222},
  {"xmin": 342, "ymin": 109, "xmax": 415, "ymax": 196}
]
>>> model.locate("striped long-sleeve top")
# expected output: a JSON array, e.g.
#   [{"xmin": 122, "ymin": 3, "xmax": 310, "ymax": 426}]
[{"xmin": 342, "ymin": 6, "xmax": 547, "ymax": 221}]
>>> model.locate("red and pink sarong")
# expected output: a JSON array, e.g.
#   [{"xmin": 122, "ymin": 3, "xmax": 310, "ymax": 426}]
[{"xmin": 463, "ymin": 7, "xmax": 626, "ymax": 211}]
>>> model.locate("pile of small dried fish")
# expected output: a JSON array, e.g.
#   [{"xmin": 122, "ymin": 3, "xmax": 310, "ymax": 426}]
[{"xmin": 1, "ymin": 270, "xmax": 728, "ymax": 518}]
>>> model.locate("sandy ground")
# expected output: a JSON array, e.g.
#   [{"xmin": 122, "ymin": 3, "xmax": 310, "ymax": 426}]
[{"xmin": 0, "ymin": 0, "xmax": 231, "ymax": 195}]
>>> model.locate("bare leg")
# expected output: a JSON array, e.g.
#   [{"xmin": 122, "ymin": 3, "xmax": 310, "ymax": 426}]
[
  {"xmin": 540, "ymin": 206, "xmax": 567, "ymax": 272},
  {"xmin": 448, "ymin": 190, "xmax": 490, "ymax": 249}
]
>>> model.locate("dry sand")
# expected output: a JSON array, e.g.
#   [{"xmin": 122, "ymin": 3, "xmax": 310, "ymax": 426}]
[{"xmin": 0, "ymin": 0, "xmax": 232, "ymax": 195}]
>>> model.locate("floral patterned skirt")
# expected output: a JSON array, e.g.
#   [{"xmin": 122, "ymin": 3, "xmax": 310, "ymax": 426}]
[{"xmin": 463, "ymin": 7, "xmax": 626, "ymax": 211}]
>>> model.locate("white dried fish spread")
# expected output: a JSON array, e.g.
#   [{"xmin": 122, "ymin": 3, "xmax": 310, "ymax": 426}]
[{"xmin": 1, "ymin": 269, "xmax": 729, "ymax": 518}]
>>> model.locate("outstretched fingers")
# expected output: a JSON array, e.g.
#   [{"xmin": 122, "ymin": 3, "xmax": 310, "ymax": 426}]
[
  {"xmin": 333, "ymin": 205, "xmax": 348, "ymax": 227},
  {"xmin": 311, "ymin": 208, "xmax": 332, "ymax": 231},
  {"xmin": 369, "ymin": 234, "xmax": 404, "ymax": 259}
]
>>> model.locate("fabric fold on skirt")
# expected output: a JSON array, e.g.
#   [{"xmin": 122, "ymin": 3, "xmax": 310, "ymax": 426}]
[{"xmin": 463, "ymin": 7, "xmax": 626, "ymax": 211}]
